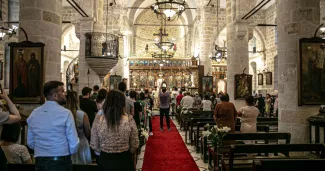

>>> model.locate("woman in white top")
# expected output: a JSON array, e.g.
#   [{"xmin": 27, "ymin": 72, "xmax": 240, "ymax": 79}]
[
  {"xmin": 201, "ymin": 94, "xmax": 212, "ymax": 111},
  {"xmin": 238, "ymin": 96, "xmax": 259, "ymax": 144}
]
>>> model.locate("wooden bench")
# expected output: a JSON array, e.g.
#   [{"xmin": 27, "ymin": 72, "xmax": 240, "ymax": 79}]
[
  {"xmin": 180, "ymin": 110, "xmax": 213, "ymax": 130},
  {"xmin": 226, "ymin": 144, "xmax": 325, "ymax": 171},
  {"xmin": 252, "ymin": 159, "xmax": 325, "ymax": 171},
  {"xmin": 207, "ymin": 133, "xmax": 291, "ymax": 170},
  {"xmin": 8, "ymin": 164, "xmax": 98, "ymax": 171}
]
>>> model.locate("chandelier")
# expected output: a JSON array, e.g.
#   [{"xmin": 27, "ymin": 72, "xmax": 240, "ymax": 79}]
[
  {"xmin": 210, "ymin": 40, "xmax": 227, "ymax": 63},
  {"xmin": 151, "ymin": 0, "xmax": 186, "ymax": 21}
]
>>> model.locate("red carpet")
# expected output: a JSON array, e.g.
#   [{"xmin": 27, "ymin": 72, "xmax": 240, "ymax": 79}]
[{"xmin": 142, "ymin": 116, "xmax": 199, "ymax": 171}]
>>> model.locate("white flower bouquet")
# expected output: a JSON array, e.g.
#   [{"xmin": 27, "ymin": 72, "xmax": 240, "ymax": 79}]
[
  {"xmin": 140, "ymin": 128, "xmax": 149, "ymax": 140},
  {"xmin": 202, "ymin": 124, "xmax": 230, "ymax": 147}
]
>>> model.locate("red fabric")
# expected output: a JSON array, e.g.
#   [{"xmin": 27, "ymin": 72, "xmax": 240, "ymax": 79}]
[
  {"xmin": 176, "ymin": 94, "xmax": 184, "ymax": 106},
  {"xmin": 142, "ymin": 117, "xmax": 199, "ymax": 171}
]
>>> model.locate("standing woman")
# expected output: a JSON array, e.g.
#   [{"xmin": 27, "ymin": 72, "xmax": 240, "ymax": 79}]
[
  {"xmin": 265, "ymin": 94, "xmax": 271, "ymax": 117},
  {"xmin": 158, "ymin": 87, "xmax": 171, "ymax": 131},
  {"xmin": 91, "ymin": 90, "xmax": 139, "ymax": 171},
  {"xmin": 238, "ymin": 96, "xmax": 259, "ymax": 143},
  {"xmin": 214, "ymin": 94, "xmax": 237, "ymax": 133},
  {"xmin": 66, "ymin": 91, "xmax": 92, "ymax": 164}
]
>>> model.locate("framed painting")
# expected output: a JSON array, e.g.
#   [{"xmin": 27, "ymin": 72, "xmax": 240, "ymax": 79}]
[
  {"xmin": 109, "ymin": 75, "xmax": 122, "ymax": 91},
  {"xmin": 265, "ymin": 72, "xmax": 272, "ymax": 85},
  {"xmin": 258, "ymin": 73, "xmax": 263, "ymax": 85},
  {"xmin": 8, "ymin": 41, "xmax": 45, "ymax": 104},
  {"xmin": 234, "ymin": 73, "xmax": 252, "ymax": 100},
  {"xmin": 202, "ymin": 76, "xmax": 213, "ymax": 93},
  {"xmin": 299, "ymin": 37, "xmax": 325, "ymax": 105}
]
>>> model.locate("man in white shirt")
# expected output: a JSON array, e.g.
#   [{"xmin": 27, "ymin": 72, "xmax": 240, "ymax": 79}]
[
  {"xmin": 180, "ymin": 92, "xmax": 194, "ymax": 109},
  {"xmin": 27, "ymin": 81, "xmax": 79, "ymax": 171}
]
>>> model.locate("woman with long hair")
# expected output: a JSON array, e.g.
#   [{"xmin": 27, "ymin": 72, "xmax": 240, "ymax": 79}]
[
  {"xmin": 66, "ymin": 91, "xmax": 92, "ymax": 164},
  {"xmin": 91, "ymin": 90, "xmax": 139, "ymax": 171}
]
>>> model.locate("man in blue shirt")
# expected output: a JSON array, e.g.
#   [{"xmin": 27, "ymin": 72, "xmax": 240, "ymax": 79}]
[{"xmin": 27, "ymin": 81, "xmax": 79, "ymax": 171}]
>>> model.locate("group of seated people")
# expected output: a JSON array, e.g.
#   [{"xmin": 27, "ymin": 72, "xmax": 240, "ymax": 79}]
[{"xmin": 0, "ymin": 81, "xmax": 142, "ymax": 171}]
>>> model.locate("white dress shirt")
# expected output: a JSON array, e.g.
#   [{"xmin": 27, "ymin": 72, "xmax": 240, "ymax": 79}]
[{"xmin": 27, "ymin": 101, "xmax": 79, "ymax": 157}]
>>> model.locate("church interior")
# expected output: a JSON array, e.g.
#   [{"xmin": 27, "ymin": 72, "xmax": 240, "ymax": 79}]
[{"xmin": 0, "ymin": 0, "xmax": 325, "ymax": 171}]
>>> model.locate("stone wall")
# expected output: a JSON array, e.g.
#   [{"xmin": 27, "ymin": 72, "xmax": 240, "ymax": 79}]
[{"xmin": 62, "ymin": 7, "xmax": 79, "ymax": 21}]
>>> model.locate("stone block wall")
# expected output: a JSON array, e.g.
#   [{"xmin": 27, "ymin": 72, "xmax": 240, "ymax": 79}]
[
  {"xmin": 62, "ymin": 7, "xmax": 79, "ymax": 21},
  {"xmin": 264, "ymin": 4, "xmax": 277, "ymax": 93}
]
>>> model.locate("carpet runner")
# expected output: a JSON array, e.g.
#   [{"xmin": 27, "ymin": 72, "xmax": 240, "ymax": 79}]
[{"xmin": 142, "ymin": 116, "xmax": 199, "ymax": 171}]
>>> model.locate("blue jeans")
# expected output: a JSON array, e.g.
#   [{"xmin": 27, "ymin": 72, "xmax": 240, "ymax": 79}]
[{"xmin": 35, "ymin": 156, "xmax": 72, "ymax": 171}]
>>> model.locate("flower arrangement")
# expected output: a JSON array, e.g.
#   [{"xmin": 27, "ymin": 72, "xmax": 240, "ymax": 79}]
[
  {"xmin": 147, "ymin": 109, "xmax": 152, "ymax": 117},
  {"xmin": 202, "ymin": 124, "xmax": 231, "ymax": 147},
  {"xmin": 140, "ymin": 128, "xmax": 149, "ymax": 140}
]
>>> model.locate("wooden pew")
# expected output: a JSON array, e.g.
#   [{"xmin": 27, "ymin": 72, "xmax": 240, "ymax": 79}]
[
  {"xmin": 252, "ymin": 159, "xmax": 325, "ymax": 171},
  {"xmin": 227, "ymin": 144, "xmax": 325, "ymax": 171},
  {"xmin": 207, "ymin": 132, "xmax": 290, "ymax": 170},
  {"xmin": 189, "ymin": 118, "xmax": 214, "ymax": 144},
  {"xmin": 7, "ymin": 164, "xmax": 98, "ymax": 171}
]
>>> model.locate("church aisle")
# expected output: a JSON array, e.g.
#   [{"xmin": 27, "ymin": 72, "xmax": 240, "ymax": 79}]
[{"xmin": 141, "ymin": 116, "xmax": 200, "ymax": 171}]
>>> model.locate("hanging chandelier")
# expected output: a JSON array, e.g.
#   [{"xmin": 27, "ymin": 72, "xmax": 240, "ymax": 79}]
[
  {"xmin": 210, "ymin": 40, "xmax": 227, "ymax": 63},
  {"xmin": 151, "ymin": 0, "xmax": 186, "ymax": 21}
]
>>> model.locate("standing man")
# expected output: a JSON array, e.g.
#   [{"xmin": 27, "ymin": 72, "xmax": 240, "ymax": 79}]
[
  {"xmin": 118, "ymin": 82, "xmax": 134, "ymax": 116},
  {"xmin": 27, "ymin": 53, "xmax": 41, "ymax": 97},
  {"xmin": 27, "ymin": 81, "xmax": 79, "ymax": 171},
  {"xmin": 90, "ymin": 85, "xmax": 99, "ymax": 100},
  {"xmin": 158, "ymin": 87, "xmax": 171, "ymax": 131},
  {"xmin": 80, "ymin": 87, "xmax": 98, "ymax": 127}
]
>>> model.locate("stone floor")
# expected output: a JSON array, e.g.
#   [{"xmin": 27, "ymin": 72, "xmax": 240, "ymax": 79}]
[{"xmin": 136, "ymin": 112, "xmax": 209, "ymax": 171}]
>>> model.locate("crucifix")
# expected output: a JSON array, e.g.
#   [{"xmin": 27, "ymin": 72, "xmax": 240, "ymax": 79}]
[{"xmin": 153, "ymin": 28, "xmax": 168, "ymax": 42}]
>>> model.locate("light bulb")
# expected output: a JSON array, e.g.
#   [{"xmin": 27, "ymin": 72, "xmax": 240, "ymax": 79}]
[{"xmin": 163, "ymin": 9, "xmax": 176, "ymax": 18}]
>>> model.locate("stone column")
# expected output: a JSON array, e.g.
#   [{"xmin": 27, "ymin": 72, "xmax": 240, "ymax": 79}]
[
  {"xmin": 19, "ymin": 0, "xmax": 62, "ymax": 82},
  {"xmin": 226, "ymin": 0, "xmax": 250, "ymax": 108},
  {"xmin": 277, "ymin": 0, "xmax": 320, "ymax": 143},
  {"xmin": 197, "ymin": 0, "xmax": 216, "ymax": 75},
  {"xmin": 74, "ymin": 17, "xmax": 100, "ymax": 93}
]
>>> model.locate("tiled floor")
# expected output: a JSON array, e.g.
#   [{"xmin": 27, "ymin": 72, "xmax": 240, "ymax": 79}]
[{"xmin": 136, "ymin": 113, "xmax": 209, "ymax": 171}]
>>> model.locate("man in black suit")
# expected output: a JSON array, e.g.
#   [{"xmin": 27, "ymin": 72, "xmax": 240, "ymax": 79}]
[{"xmin": 80, "ymin": 87, "xmax": 98, "ymax": 127}]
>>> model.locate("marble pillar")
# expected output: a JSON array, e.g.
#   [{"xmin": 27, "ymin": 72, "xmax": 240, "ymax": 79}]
[
  {"xmin": 19, "ymin": 0, "xmax": 62, "ymax": 82},
  {"xmin": 277, "ymin": 0, "xmax": 320, "ymax": 143}
]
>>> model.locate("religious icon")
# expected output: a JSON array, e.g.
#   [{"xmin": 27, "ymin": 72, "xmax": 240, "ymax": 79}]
[
  {"xmin": 109, "ymin": 75, "xmax": 122, "ymax": 91},
  {"xmin": 258, "ymin": 73, "xmax": 263, "ymax": 85},
  {"xmin": 265, "ymin": 72, "xmax": 272, "ymax": 85},
  {"xmin": 299, "ymin": 37, "xmax": 325, "ymax": 105},
  {"xmin": 9, "ymin": 41, "xmax": 45, "ymax": 104},
  {"xmin": 235, "ymin": 71, "xmax": 252, "ymax": 99},
  {"xmin": 202, "ymin": 76, "xmax": 213, "ymax": 93}
]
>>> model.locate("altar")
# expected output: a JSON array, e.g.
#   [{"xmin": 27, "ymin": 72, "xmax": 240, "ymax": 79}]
[{"xmin": 129, "ymin": 58, "xmax": 199, "ymax": 91}]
